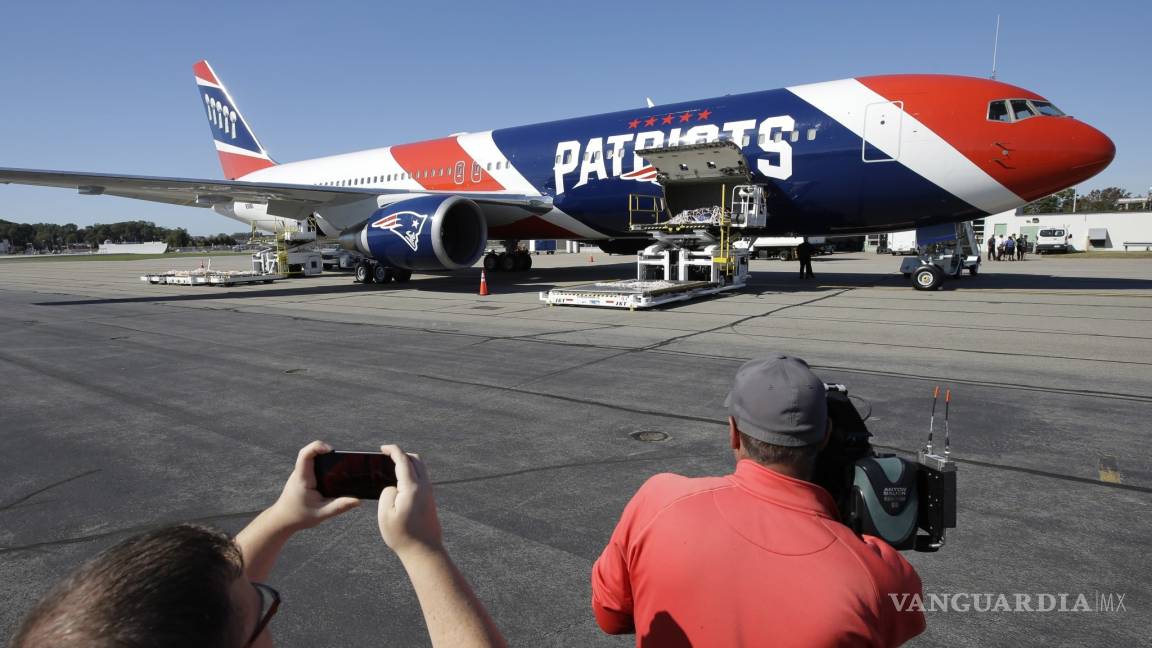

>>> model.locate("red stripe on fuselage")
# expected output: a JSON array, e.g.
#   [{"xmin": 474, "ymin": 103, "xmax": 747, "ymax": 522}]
[
  {"xmin": 221, "ymin": 151, "xmax": 275, "ymax": 180},
  {"xmin": 389, "ymin": 137, "xmax": 505, "ymax": 192},
  {"xmin": 857, "ymin": 75, "xmax": 1073, "ymax": 201},
  {"xmin": 193, "ymin": 60, "xmax": 220, "ymax": 86},
  {"xmin": 488, "ymin": 216, "xmax": 579, "ymax": 239}
]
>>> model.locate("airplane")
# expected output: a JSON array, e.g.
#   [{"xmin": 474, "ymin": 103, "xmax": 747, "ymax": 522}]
[{"xmin": 0, "ymin": 60, "xmax": 1114, "ymax": 283}]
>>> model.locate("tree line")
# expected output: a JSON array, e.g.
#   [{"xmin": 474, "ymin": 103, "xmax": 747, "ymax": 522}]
[
  {"xmin": 0, "ymin": 219, "xmax": 240, "ymax": 251},
  {"xmin": 1022, "ymin": 187, "xmax": 1148, "ymax": 215}
]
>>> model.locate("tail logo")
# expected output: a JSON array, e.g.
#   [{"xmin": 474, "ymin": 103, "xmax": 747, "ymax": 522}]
[
  {"xmin": 204, "ymin": 94, "xmax": 239, "ymax": 140},
  {"xmin": 370, "ymin": 211, "xmax": 429, "ymax": 252}
]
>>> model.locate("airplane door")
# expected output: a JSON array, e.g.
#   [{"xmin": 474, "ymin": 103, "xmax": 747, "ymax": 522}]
[{"xmin": 862, "ymin": 101, "xmax": 902, "ymax": 162}]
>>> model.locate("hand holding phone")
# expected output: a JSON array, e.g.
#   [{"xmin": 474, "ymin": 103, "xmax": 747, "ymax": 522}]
[
  {"xmin": 376, "ymin": 444, "xmax": 443, "ymax": 555},
  {"xmin": 314, "ymin": 450, "xmax": 398, "ymax": 500}
]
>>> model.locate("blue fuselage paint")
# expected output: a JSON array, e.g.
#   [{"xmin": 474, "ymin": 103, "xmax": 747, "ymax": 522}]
[{"xmin": 488, "ymin": 88, "xmax": 979, "ymax": 237}]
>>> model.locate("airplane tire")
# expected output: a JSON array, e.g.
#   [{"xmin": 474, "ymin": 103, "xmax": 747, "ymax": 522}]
[
  {"xmin": 393, "ymin": 269, "xmax": 412, "ymax": 283},
  {"xmin": 968, "ymin": 265, "xmax": 979, "ymax": 276},
  {"xmin": 483, "ymin": 254, "xmax": 499, "ymax": 272},
  {"xmin": 913, "ymin": 266, "xmax": 943, "ymax": 291},
  {"xmin": 500, "ymin": 253, "xmax": 517, "ymax": 272},
  {"xmin": 517, "ymin": 253, "xmax": 532, "ymax": 271},
  {"xmin": 372, "ymin": 264, "xmax": 392, "ymax": 284},
  {"xmin": 355, "ymin": 263, "xmax": 371, "ymax": 284}
]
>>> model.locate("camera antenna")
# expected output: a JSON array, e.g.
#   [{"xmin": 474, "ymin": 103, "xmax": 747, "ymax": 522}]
[
  {"xmin": 944, "ymin": 389, "xmax": 952, "ymax": 456},
  {"xmin": 926, "ymin": 385, "xmax": 939, "ymax": 454}
]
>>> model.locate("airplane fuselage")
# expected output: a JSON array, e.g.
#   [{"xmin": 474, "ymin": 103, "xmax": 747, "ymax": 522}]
[{"xmin": 232, "ymin": 74, "xmax": 1114, "ymax": 241}]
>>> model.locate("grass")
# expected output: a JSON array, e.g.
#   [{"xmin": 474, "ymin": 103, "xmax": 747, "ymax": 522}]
[{"xmin": 0, "ymin": 252, "xmax": 249, "ymax": 263}]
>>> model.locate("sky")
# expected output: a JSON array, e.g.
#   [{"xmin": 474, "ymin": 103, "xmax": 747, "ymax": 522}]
[{"xmin": 1, "ymin": 0, "xmax": 1149, "ymax": 235}]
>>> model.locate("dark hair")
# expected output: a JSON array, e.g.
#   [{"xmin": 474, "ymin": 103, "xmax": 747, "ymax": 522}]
[
  {"xmin": 739, "ymin": 431, "xmax": 821, "ymax": 473},
  {"xmin": 11, "ymin": 524, "xmax": 244, "ymax": 648}
]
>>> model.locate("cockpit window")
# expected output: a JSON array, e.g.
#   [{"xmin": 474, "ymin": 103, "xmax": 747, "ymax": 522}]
[
  {"xmin": 1031, "ymin": 101, "xmax": 1065, "ymax": 117},
  {"xmin": 1011, "ymin": 99, "xmax": 1036, "ymax": 121},
  {"xmin": 988, "ymin": 98, "xmax": 1067, "ymax": 123},
  {"xmin": 988, "ymin": 100, "xmax": 1011, "ymax": 122}
]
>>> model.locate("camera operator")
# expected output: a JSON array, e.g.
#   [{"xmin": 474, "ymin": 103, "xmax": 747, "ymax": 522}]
[
  {"xmin": 591, "ymin": 354, "xmax": 925, "ymax": 647},
  {"xmin": 11, "ymin": 441, "xmax": 506, "ymax": 648}
]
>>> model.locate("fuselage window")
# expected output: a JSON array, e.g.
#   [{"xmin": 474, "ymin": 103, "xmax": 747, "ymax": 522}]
[
  {"xmin": 806, "ymin": 128, "xmax": 818, "ymax": 141},
  {"xmin": 772, "ymin": 131, "xmax": 783, "ymax": 143},
  {"xmin": 789, "ymin": 130, "xmax": 800, "ymax": 143},
  {"xmin": 486, "ymin": 162, "xmax": 493, "ymax": 171},
  {"xmin": 742, "ymin": 135, "xmax": 751, "ymax": 147}
]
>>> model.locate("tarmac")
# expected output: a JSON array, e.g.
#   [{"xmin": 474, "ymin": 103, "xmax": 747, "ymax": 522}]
[{"xmin": 1, "ymin": 251, "xmax": 1150, "ymax": 646}]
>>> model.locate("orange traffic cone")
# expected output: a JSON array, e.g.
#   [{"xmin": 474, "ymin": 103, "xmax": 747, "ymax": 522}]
[{"xmin": 479, "ymin": 269, "xmax": 489, "ymax": 296}]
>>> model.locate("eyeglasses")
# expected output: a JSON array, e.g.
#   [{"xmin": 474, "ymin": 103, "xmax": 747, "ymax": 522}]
[{"xmin": 245, "ymin": 581, "xmax": 281, "ymax": 647}]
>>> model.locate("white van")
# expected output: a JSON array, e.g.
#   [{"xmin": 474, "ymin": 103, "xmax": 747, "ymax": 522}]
[
  {"xmin": 886, "ymin": 230, "xmax": 919, "ymax": 255},
  {"xmin": 1034, "ymin": 228, "xmax": 1074, "ymax": 254}
]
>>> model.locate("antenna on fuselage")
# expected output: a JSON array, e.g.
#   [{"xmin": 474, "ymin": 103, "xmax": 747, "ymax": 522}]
[
  {"xmin": 990, "ymin": 15, "xmax": 1001, "ymax": 80},
  {"xmin": 645, "ymin": 97, "xmax": 655, "ymax": 108}
]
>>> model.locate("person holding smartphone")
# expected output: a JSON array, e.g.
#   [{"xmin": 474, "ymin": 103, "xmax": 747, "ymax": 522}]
[{"xmin": 11, "ymin": 441, "xmax": 506, "ymax": 648}]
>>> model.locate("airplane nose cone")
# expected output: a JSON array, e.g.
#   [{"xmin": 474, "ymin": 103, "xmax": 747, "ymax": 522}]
[
  {"xmin": 1002, "ymin": 119, "xmax": 1116, "ymax": 202},
  {"xmin": 1066, "ymin": 122, "xmax": 1115, "ymax": 180}
]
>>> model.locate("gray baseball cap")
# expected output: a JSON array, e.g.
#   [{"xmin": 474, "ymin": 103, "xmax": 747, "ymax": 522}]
[{"xmin": 724, "ymin": 354, "xmax": 828, "ymax": 447}]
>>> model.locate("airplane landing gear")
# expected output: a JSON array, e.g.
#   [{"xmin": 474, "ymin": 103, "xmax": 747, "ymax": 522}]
[
  {"xmin": 355, "ymin": 259, "xmax": 408, "ymax": 285},
  {"xmin": 483, "ymin": 240, "xmax": 533, "ymax": 272}
]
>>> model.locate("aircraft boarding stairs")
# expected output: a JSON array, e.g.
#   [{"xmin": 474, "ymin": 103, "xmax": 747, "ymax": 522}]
[{"xmin": 898, "ymin": 221, "xmax": 982, "ymax": 291}]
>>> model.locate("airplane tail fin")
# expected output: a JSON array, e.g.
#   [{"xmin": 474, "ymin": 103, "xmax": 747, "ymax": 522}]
[{"xmin": 193, "ymin": 60, "xmax": 276, "ymax": 180}]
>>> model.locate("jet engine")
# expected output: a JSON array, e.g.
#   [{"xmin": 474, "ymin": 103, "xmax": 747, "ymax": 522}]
[{"xmin": 339, "ymin": 195, "xmax": 487, "ymax": 271}]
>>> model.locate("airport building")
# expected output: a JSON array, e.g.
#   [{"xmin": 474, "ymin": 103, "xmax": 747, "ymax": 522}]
[
  {"xmin": 979, "ymin": 209, "xmax": 1152, "ymax": 252},
  {"xmin": 866, "ymin": 208, "xmax": 1152, "ymax": 253}
]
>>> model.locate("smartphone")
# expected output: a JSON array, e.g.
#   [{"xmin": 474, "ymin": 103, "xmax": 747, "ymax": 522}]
[{"xmin": 313, "ymin": 451, "xmax": 397, "ymax": 500}]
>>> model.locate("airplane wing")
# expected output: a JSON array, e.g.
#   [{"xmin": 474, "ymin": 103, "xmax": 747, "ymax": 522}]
[{"xmin": 0, "ymin": 167, "xmax": 553, "ymax": 227}]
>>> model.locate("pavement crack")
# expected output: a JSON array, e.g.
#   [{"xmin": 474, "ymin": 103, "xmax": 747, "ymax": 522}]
[{"xmin": 0, "ymin": 469, "xmax": 101, "ymax": 513}]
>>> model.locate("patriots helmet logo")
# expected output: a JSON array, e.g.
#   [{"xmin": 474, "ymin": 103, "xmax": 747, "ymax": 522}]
[{"xmin": 370, "ymin": 210, "xmax": 429, "ymax": 252}]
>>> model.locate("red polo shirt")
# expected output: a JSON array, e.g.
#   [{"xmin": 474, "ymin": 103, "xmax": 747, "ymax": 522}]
[{"xmin": 592, "ymin": 460, "xmax": 925, "ymax": 647}]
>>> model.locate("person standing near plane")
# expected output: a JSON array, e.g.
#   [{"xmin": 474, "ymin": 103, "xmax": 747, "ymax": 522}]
[
  {"xmin": 797, "ymin": 237, "xmax": 815, "ymax": 279},
  {"xmin": 591, "ymin": 354, "xmax": 925, "ymax": 647},
  {"xmin": 987, "ymin": 235, "xmax": 996, "ymax": 261},
  {"xmin": 1004, "ymin": 235, "xmax": 1016, "ymax": 261}
]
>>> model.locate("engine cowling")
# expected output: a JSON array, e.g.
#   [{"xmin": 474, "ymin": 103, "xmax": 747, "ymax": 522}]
[{"xmin": 339, "ymin": 195, "xmax": 487, "ymax": 271}]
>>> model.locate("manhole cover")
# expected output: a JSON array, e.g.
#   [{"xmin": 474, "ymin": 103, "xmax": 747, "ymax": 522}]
[{"xmin": 630, "ymin": 430, "xmax": 669, "ymax": 442}]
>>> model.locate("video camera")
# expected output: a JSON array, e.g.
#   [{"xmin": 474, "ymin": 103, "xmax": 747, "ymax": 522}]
[{"xmin": 813, "ymin": 384, "xmax": 957, "ymax": 552}]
